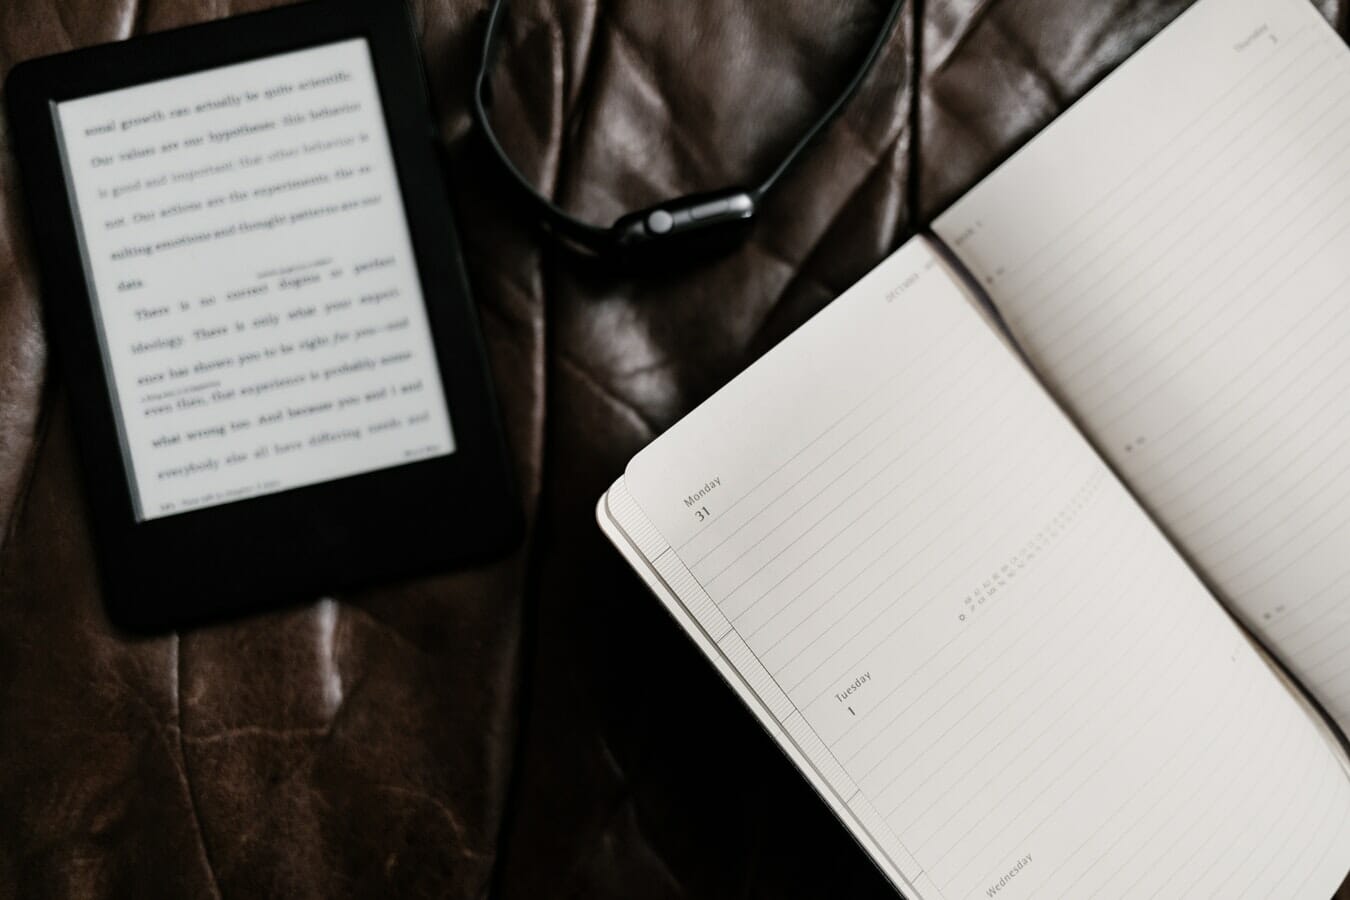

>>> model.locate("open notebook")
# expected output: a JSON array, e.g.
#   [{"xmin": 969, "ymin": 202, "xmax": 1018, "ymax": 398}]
[{"xmin": 597, "ymin": 0, "xmax": 1350, "ymax": 896}]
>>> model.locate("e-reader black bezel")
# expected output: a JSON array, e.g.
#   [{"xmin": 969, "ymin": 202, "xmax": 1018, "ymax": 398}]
[{"xmin": 5, "ymin": 0, "xmax": 521, "ymax": 629}]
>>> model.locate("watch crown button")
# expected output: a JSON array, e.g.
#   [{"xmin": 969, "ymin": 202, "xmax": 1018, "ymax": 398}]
[{"xmin": 646, "ymin": 209, "xmax": 674, "ymax": 234}]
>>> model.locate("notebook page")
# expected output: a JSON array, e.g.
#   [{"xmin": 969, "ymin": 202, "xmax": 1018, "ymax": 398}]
[
  {"xmin": 932, "ymin": 0, "xmax": 1350, "ymax": 730},
  {"xmin": 613, "ymin": 237, "xmax": 1350, "ymax": 900}
]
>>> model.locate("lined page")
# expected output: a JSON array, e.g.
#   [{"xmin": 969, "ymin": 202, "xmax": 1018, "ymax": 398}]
[
  {"xmin": 617, "ymin": 237, "xmax": 1350, "ymax": 900},
  {"xmin": 933, "ymin": 0, "xmax": 1350, "ymax": 731}
]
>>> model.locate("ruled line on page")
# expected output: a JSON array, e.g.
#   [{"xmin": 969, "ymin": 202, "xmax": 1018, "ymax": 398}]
[
  {"xmin": 678, "ymin": 317, "xmax": 970, "ymax": 568},
  {"xmin": 997, "ymin": 23, "xmax": 1317, "ymax": 289},
  {"xmin": 779, "ymin": 429, "xmax": 1078, "ymax": 704},
  {"xmin": 856, "ymin": 501, "xmax": 1140, "ymax": 791},
  {"xmin": 1074, "ymin": 179, "xmax": 1350, "ymax": 431},
  {"xmin": 937, "ymin": 0, "xmax": 1350, "ymax": 736},
  {"xmin": 747, "ymin": 425, "xmax": 1069, "ymax": 664},
  {"xmin": 1125, "ymin": 720, "xmax": 1294, "ymax": 896},
  {"xmin": 997, "ymin": 25, "xmax": 1333, "ymax": 304},
  {"xmin": 1050, "ymin": 672, "xmax": 1268, "ymax": 898},
  {"xmin": 924, "ymin": 631, "xmax": 1218, "ymax": 871},
  {"xmin": 905, "ymin": 552, "xmax": 1199, "ymax": 845},
  {"xmin": 1119, "ymin": 297, "xmax": 1350, "ymax": 497},
  {"xmin": 1017, "ymin": 52, "xmax": 1345, "ymax": 349},
  {"xmin": 1116, "ymin": 713, "xmax": 1299, "ymax": 896},
  {"xmin": 813, "ymin": 475, "xmax": 1114, "ymax": 755},
  {"xmin": 703, "ymin": 333, "xmax": 992, "ymax": 602},
  {"xmin": 733, "ymin": 391, "xmax": 1034, "ymax": 643},
  {"xmin": 1039, "ymin": 90, "xmax": 1350, "ymax": 384},
  {"xmin": 625, "ymin": 92, "xmax": 1350, "ymax": 886}
]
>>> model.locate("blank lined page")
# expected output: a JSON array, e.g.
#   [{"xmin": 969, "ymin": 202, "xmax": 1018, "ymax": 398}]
[
  {"xmin": 933, "ymin": 0, "xmax": 1350, "ymax": 731},
  {"xmin": 618, "ymin": 237, "xmax": 1350, "ymax": 900}
]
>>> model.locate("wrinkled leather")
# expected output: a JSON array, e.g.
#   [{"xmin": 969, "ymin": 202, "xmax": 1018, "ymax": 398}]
[{"xmin": 1, "ymin": 1, "xmax": 1346, "ymax": 897}]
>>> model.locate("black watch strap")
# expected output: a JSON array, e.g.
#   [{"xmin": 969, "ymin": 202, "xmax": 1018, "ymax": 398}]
[{"xmin": 471, "ymin": 0, "xmax": 905, "ymax": 258}]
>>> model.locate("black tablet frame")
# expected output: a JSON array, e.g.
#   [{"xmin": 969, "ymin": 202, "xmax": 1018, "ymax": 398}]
[{"xmin": 6, "ymin": 0, "xmax": 521, "ymax": 629}]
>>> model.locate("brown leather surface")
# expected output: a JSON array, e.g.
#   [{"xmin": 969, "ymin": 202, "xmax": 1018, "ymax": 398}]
[{"xmin": 1, "ymin": 1, "xmax": 1347, "ymax": 897}]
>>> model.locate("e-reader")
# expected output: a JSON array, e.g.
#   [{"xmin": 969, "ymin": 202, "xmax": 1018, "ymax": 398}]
[{"xmin": 6, "ymin": 0, "xmax": 521, "ymax": 628}]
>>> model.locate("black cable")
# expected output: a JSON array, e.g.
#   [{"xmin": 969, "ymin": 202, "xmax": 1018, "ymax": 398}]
[
  {"xmin": 751, "ymin": 0, "xmax": 905, "ymax": 202},
  {"xmin": 471, "ymin": 0, "xmax": 612, "ymax": 250},
  {"xmin": 472, "ymin": 0, "xmax": 906, "ymax": 258}
]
